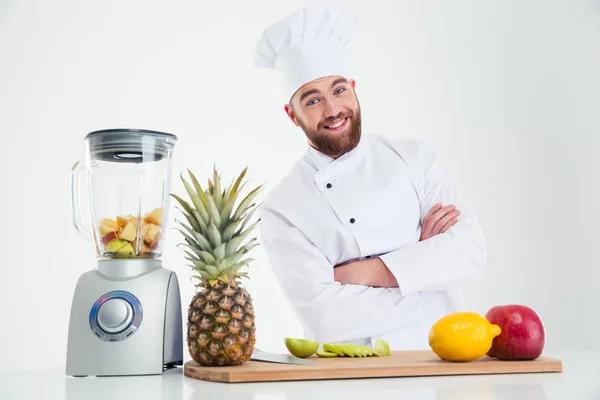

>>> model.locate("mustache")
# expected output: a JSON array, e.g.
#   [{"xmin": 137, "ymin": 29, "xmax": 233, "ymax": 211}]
[{"xmin": 319, "ymin": 111, "xmax": 353, "ymax": 128}]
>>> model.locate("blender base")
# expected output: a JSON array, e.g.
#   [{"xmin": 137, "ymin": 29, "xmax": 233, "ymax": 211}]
[{"xmin": 66, "ymin": 259, "xmax": 183, "ymax": 376}]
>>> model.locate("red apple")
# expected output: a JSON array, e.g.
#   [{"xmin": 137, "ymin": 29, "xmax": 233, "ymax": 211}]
[{"xmin": 485, "ymin": 305, "xmax": 545, "ymax": 360}]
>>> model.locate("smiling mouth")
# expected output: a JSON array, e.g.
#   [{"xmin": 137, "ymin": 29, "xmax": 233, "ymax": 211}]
[{"xmin": 324, "ymin": 117, "xmax": 349, "ymax": 131}]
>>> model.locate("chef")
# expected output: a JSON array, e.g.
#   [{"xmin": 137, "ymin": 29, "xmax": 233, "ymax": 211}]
[{"xmin": 253, "ymin": 6, "xmax": 487, "ymax": 350}]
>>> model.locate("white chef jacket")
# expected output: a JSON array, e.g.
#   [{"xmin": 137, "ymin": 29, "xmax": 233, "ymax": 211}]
[{"xmin": 258, "ymin": 133, "xmax": 487, "ymax": 350}]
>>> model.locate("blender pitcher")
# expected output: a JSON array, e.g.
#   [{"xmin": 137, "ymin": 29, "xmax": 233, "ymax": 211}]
[
  {"xmin": 71, "ymin": 129, "xmax": 177, "ymax": 259},
  {"xmin": 66, "ymin": 128, "xmax": 183, "ymax": 377}
]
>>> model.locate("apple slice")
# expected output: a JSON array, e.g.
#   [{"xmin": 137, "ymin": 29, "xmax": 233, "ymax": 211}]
[
  {"xmin": 101, "ymin": 232, "xmax": 118, "ymax": 247},
  {"xmin": 114, "ymin": 242, "xmax": 135, "ymax": 258},
  {"xmin": 143, "ymin": 223, "xmax": 161, "ymax": 244},
  {"xmin": 99, "ymin": 219, "xmax": 119, "ymax": 235},
  {"xmin": 119, "ymin": 221, "xmax": 137, "ymax": 241},
  {"xmin": 106, "ymin": 239, "xmax": 129, "ymax": 253},
  {"xmin": 144, "ymin": 208, "xmax": 164, "ymax": 226}
]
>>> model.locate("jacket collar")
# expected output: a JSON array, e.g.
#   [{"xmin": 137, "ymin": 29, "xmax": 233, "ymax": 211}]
[{"xmin": 304, "ymin": 136, "xmax": 367, "ymax": 171}]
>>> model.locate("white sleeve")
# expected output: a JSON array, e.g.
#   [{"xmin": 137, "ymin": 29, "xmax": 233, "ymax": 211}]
[
  {"xmin": 258, "ymin": 206, "xmax": 423, "ymax": 344},
  {"xmin": 379, "ymin": 139, "xmax": 487, "ymax": 296}
]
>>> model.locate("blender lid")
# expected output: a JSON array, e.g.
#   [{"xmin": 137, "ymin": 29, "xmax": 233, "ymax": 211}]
[{"xmin": 85, "ymin": 128, "xmax": 178, "ymax": 163}]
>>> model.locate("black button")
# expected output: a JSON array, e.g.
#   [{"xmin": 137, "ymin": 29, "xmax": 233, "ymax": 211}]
[
  {"xmin": 350, "ymin": 218, "xmax": 355, "ymax": 223},
  {"xmin": 326, "ymin": 183, "xmax": 332, "ymax": 189}
]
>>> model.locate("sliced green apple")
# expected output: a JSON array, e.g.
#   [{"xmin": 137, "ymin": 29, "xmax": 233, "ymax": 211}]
[
  {"xmin": 374, "ymin": 339, "xmax": 391, "ymax": 357},
  {"xmin": 284, "ymin": 338, "xmax": 320, "ymax": 358},
  {"xmin": 316, "ymin": 350, "xmax": 338, "ymax": 358},
  {"xmin": 323, "ymin": 344, "xmax": 345, "ymax": 357}
]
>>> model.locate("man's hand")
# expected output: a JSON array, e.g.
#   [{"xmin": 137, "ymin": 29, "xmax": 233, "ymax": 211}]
[
  {"xmin": 334, "ymin": 258, "xmax": 399, "ymax": 288},
  {"xmin": 420, "ymin": 203, "xmax": 460, "ymax": 241}
]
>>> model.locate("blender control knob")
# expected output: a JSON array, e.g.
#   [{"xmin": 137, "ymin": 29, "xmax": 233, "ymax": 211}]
[{"xmin": 97, "ymin": 298, "xmax": 133, "ymax": 334}]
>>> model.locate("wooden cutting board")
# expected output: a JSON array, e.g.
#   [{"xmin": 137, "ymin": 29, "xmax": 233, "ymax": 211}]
[{"xmin": 183, "ymin": 350, "xmax": 562, "ymax": 383}]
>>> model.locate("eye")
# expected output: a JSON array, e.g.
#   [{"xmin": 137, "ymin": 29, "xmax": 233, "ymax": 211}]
[
  {"xmin": 334, "ymin": 87, "xmax": 345, "ymax": 95},
  {"xmin": 306, "ymin": 98, "xmax": 319, "ymax": 106}
]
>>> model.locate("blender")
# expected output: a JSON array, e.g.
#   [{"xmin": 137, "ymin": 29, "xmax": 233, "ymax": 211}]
[{"xmin": 66, "ymin": 129, "xmax": 183, "ymax": 377}]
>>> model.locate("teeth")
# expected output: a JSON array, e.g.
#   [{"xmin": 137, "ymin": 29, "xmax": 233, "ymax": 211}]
[{"xmin": 326, "ymin": 118, "xmax": 346, "ymax": 129}]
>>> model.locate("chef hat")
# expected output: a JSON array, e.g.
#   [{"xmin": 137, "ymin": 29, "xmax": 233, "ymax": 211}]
[{"xmin": 254, "ymin": 6, "xmax": 360, "ymax": 102}]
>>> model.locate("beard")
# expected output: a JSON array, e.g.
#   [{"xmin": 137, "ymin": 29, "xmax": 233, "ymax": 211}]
[{"xmin": 297, "ymin": 103, "xmax": 362, "ymax": 158}]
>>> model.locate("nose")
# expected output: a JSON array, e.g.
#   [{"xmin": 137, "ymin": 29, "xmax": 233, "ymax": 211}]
[{"xmin": 322, "ymin": 97, "xmax": 345, "ymax": 119}]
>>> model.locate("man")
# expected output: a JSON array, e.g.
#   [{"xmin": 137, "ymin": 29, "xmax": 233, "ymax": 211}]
[{"xmin": 254, "ymin": 6, "xmax": 486, "ymax": 350}]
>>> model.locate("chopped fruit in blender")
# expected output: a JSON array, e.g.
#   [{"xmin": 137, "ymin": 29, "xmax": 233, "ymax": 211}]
[
  {"xmin": 148, "ymin": 236, "xmax": 160, "ymax": 250},
  {"xmin": 98, "ymin": 208, "xmax": 164, "ymax": 258},
  {"xmin": 106, "ymin": 239, "xmax": 129, "ymax": 253},
  {"xmin": 114, "ymin": 242, "xmax": 136, "ymax": 258},
  {"xmin": 119, "ymin": 221, "xmax": 137, "ymax": 241},
  {"xmin": 117, "ymin": 215, "xmax": 137, "ymax": 229},
  {"xmin": 143, "ymin": 223, "xmax": 161, "ymax": 244},
  {"xmin": 101, "ymin": 232, "xmax": 118, "ymax": 246},
  {"xmin": 99, "ymin": 219, "xmax": 119, "ymax": 235},
  {"xmin": 144, "ymin": 208, "xmax": 164, "ymax": 225}
]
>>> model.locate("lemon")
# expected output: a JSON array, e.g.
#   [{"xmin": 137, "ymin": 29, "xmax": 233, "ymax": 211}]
[
  {"xmin": 284, "ymin": 337, "xmax": 320, "ymax": 358},
  {"xmin": 429, "ymin": 312, "xmax": 501, "ymax": 362}
]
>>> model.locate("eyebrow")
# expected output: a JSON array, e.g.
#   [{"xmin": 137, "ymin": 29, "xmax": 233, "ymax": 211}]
[{"xmin": 298, "ymin": 77, "xmax": 350, "ymax": 103}]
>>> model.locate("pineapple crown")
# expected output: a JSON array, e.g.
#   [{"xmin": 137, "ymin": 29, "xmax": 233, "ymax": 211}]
[{"xmin": 170, "ymin": 166, "xmax": 263, "ymax": 288}]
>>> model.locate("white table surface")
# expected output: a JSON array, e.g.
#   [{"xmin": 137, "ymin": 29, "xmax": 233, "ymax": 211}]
[{"xmin": 1, "ymin": 350, "xmax": 598, "ymax": 400}]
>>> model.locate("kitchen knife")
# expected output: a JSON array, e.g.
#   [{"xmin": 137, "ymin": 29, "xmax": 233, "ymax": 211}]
[{"xmin": 251, "ymin": 348, "xmax": 315, "ymax": 365}]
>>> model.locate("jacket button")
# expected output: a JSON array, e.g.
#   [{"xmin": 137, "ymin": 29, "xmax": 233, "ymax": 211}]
[
  {"xmin": 326, "ymin": 183, "xmax": 332, "ymax": 189},
  {"xmin": 350, "ymin": 218, "xmax": 356, "ymax": 223}
]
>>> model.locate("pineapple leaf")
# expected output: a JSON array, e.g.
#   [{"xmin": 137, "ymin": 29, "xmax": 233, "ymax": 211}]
[
  {"xmin": 223, "ymin": 176, "xmax": 235, "ymax": 203},
  {"xmin": 213, "ymin": 166, "xmax": 223, "ymax": 210},
  {"xmin": 179, "ymin": 243, "xmax": 205, "ymax": 259},
  {"xmin": 235, "ymin": 219, "xmax": 260, "ymax": 242},
  {"xmin": 215, "ymin": 259, "xmax": 229, "ymax": 272},
  {"xmin": 235, "ymin": 204, "xmax": 260, "ymax": 237},
  {"xmin": 235, "ymin": 240, "xmax": 259, "ymax": 256},
  {"xmin": 225, "ymin": 227, "xmax": 255, "ymax": 257},
  {"xmin": 185, "ymin": 256, "xmax": 207, "ymax": 269},
  {"xmin": 186, "ymin": 168, "xmax": 209, "ymax": 209},
  {"xmin": 199, "ymin": 250, "xmax": 216, "ymax": 265},
  {"xmin": 192, "ymin": 209, "xmax": 209, "ymax": 235},
  {"xmin": 205, "ymin": 194, "xmax": 222, "ymax": 228},
  {"xmin": 213, "ymin": 243, "xmax": 226, "ymax": 260},
  {"xmin": 177, "ymin": 223, "xmax": 212, "ymax": 252},
  {"xmin": 197, "ymin": 270, "xmax": 212, "ymax": 280},
  {"xmin": 207, "ymin": 221, "xmax": 222, "ymax": 248},
  {"xmin": 224, "ymin": 250, "xmax": 246, "ymax": 266},
  {"xmin": 222, "ymin": 218, "xmax": 243, "ymax": 242},
  {"xmin": 232, "ymin": 184, "xmax": 264, "ymax": 221},
  {"xmin": 182, "ymin": 176, "xmax": 210, "ymax": 225},
  {"xmin": 219, "ymin": 198, "xmax": 236, "ymax": 229},
  {"xmin": 170, "ymin": 194, "xmax": 194, "ymax": 217},
  {"xmin": 205, "ymin": 264, "xmax": 219, "ymax": 276},
  {"xmin": 182, "ymin": 249, "xmax": 200, "ymax": 261},
  {"xmin": 176, "ymin": 229, "xmax": 201, "ymax": 250},
  {"xmin": 192, "ymin": 231, "xmax": 213, "ymax": 252},
  {"xmin": 175, "ymin": 206, "xmax": 201, "ymax": 232},
  {"xmin": 230, "ymin": 166, "xmax": 248, "ymax": 199},
  {"xmin": 229, "ymin": 258, "xmax": 254, "ymax": 275}
]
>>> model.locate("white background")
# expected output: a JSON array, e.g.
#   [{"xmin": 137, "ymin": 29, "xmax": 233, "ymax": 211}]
[{"xmin": 1, "ymin": 0, "xmax": 599, "ymax": 372}]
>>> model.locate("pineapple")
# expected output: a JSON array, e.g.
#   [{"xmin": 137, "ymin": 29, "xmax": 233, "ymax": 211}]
[{"xmin": 171, "ymin": 166, "xmax": 263, "ymax": 366}]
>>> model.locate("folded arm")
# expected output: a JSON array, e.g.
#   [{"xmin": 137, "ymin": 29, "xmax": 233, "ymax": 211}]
[
  {"xmin": 259, "ymin": 207, "xmax": 422, "ymax": 344},
  {"xmin": 378, "ymin": 140, "xmax": 487, "ymax": 295}
]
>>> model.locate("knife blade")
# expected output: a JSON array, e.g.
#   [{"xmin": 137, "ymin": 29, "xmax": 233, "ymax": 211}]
[{"xmin": 251, "ymin": 348, "xmax": 315, "ymax": 365}]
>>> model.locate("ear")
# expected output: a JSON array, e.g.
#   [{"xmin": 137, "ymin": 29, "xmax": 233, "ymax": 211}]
[
  {"xmin": 349, "ymin": 79, "xmax": 356, "ymax": 90},
  {"xmin": 284, "ymin": 104, "xmax": 300, "ymax": 127}
]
